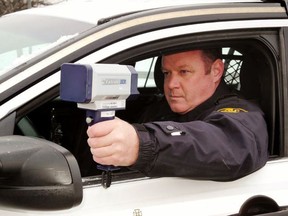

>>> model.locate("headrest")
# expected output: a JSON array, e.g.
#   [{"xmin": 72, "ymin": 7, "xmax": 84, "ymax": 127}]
[
  {"xmin": 154, "ymin": 56, "xmax": 164, "ymax": 93},
  {"xmin": 239, "ymin": 56, "xmax": 262, "ymax": 101}
]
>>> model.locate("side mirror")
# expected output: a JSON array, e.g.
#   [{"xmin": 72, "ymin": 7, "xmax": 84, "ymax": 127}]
[{"xmin": 0, "ymin": 136, "xmax": 83, "ymax": 210}]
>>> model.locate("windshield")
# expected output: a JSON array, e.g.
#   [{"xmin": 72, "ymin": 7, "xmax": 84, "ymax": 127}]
[{"xmin": 0, "ymin": 14, "xmax": 94, "ymax": 76}]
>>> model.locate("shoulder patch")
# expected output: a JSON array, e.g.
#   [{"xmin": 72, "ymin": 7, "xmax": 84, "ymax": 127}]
[{"xmin": 217, "ymin": 108, "xmax": 248, "ymax": 113}]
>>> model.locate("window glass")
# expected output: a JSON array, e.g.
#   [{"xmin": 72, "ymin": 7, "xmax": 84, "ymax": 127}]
[
  {"xmin": 0, "ymin": 44, "xmax": 49, "ymax": 73},
  {"xmin": 135, "ymin": 57, "xmax": 157, "ymax": 87},
  {"xmin": 0, "ymin": 14, "xmax": 92, "ymax": 76},
  {"xmin": 222, "ymin": 47, "xmax": 243, "ymax": 90}
]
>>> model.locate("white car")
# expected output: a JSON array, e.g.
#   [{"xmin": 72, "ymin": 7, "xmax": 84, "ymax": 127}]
[{"xmin": 0, "ymin": 0, "xmax": 288, "ymax": 215}]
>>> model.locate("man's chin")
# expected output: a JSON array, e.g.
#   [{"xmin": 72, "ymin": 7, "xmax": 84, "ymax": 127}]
[{"xmin": 170, "ymin": 106, "xmax": 188, "ymax": 115}]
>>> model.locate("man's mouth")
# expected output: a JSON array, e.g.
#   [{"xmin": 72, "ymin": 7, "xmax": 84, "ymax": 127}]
[{"xmin": 168, "ymin": 95, "xmax": 182, "ymax": 100}]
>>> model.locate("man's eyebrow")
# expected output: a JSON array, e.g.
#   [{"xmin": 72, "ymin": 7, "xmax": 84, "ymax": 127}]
[
  {"xmin": 161, "ymin": 64, "xmax": 193, "ymax": 73},
  {"xmin": 164, "ymin": 64, "xmax": 192, "ymax": 70},
  {"xmin": 178, "ymin": 64, "xmax": 192, "ymax": 68}
]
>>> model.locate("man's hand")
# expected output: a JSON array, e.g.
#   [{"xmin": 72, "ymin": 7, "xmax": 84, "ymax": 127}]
[{"xmin": 87, "ymin": 118, "xmax": 139, "ymax": 167}]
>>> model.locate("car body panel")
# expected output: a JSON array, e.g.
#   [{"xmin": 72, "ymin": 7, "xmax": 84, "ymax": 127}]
[
  {"xmin": 0, "ymin": 158, "xmax": 287, "ymax": 216},
  {"xmin": 0, "ymin": 0, "xmax": 288, "ymax": 215}
]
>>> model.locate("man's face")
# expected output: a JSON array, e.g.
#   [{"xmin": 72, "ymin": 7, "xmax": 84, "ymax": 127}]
[{"xmin": 162, "ymin": 50, "xmax": 223, "ymax": 114}]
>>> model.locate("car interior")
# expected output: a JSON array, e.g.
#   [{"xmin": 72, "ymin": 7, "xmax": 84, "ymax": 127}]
[{"xmin": 14, "ymin": 40, "xmax": 279, "ymax": 178}]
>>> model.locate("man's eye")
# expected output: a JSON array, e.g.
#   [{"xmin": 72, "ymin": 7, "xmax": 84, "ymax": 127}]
[
  {"xmin": 162, "ymin": 71, "xmax": 169, "ymax": 76},
  {"xmin": 180, "ymin": 70, "xmax": 189, "ymax": 74}
]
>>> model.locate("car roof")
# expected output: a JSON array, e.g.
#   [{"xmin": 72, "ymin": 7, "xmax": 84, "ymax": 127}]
[{"xmin": 3, "ymin": 0, "xmax": 263, "ymax": 24}]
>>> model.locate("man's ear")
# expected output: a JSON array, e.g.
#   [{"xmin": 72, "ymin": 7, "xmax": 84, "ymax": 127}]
[{"xmin": 211, "ymin": 59, "xmax": 224, "ymax": 82}]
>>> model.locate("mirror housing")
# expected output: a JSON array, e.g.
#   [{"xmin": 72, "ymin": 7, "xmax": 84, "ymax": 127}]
[{"xmin": 0, "ymin": 136, "xmax": 83, "ymax": 210}]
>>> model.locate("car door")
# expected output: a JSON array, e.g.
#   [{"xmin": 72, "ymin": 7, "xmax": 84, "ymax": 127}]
[{"xmin": 0, "ymin": 2, "xmax": 288, "ymax": 215}]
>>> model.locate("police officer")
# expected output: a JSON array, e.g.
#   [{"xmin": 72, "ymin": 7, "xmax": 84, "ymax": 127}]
[{"xmin": 87, "ymin": 49, "xmax": 268, "ymax": 180}]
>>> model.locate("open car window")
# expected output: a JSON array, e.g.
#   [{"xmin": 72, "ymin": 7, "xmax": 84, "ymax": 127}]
[{"xmin": 13, "ymin": 34, "xmax": 279, "ymax": 185}]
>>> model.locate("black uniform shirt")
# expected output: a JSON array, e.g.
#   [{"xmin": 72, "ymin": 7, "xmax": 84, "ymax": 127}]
[{"xmin": 131, "ymin": 81, "xmax": 269, "ymax": 181}]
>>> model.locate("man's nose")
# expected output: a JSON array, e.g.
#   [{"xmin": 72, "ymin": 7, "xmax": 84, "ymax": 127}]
[{"xmin": 166, "ymin": 73, "xmax": 180, "ymax": 89}]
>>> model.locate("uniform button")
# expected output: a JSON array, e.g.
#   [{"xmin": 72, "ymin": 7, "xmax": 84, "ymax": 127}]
[{"xmin": 166, "ymin": 125, "xmax": 174, "ymax": 131}]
